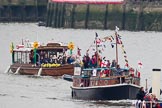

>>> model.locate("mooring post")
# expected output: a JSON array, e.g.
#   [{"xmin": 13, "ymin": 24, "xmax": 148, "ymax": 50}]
[
  {"xmin": 122, "ymin": 2, "xmax": 126, "ymax": 30},
  {"xmin": 49, "ymin": 3, "xmax": 53, "ymax": 27},
  {"xmin": 61, "ymin": 3, "xmax": 66, "ymax": 28},
  {"xmin": 85, "ymin": 4, "xmax": 90, "ymax": 29},
  {"xmin": 54, "ymin": 3, "xmax": 59, "ymax": 28},
  {"xmin": 152, "ymin": 68, "xmax": 161, "ymax": 99},
  {"xmin": 71, "ymin": 4, "xmax": 76, "ymax": 28},
  {"xmin": 51, "ymin": 3, "xmax": 55, "ymax": 27},
  {"xmin": 104, "ymin": 4, "xmax": 108, "ymax": 30},
  {"xmin": 136, "ymin": 0, "xmax": 144, "ymax": 31},
  {"xmin": 57, "ymin": 3, "xmax": 62, "ymax": 28},
  {"xmin": 46, "ymin": 2, "xmax": 50, "ymax": 27},
  {"xmin": 51, "ymin": 3, "xmax": 56, "ymax": 27}
]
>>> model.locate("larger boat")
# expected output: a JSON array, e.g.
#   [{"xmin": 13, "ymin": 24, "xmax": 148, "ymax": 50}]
[
  {"xmin": 9, "ymin": 41, "xmax": 75, "ymax": 76},
  {"xmin": 71, "ymin": 27, "xmax": 141, "ymax": 100}
]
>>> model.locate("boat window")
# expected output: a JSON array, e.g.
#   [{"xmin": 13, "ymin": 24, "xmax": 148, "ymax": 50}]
[
  {"xmin": 81, "ymin": 70, "xmax": 92, "ymax": 77},
  {"xmin": 14, "ymin": 51, "xmax": 30, "ymax": 64}
]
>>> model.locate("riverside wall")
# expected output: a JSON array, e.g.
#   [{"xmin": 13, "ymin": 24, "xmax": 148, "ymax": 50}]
[
  {"xmin": 46, "ymin": 0, "xmax": 162, "ymax": 31},
  {"xmin": 0, "ymin": 0, "xmax": 48, "ymax": 22}
]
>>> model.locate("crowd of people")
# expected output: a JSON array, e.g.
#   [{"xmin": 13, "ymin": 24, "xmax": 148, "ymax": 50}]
[
  {"xmin": 136, "ymin": 87, "xmax": 160, "ymax": 108},
  {"xmin": 30, "ymin": 50, "xmax": 130, "ymax": 77},
  {"xmin": 30, "ymin": 50, "xmax": 78, "ymax": 65},
  {"xmin": 82, "ymin": 52, "xmax": 118, "ymax": 69}
]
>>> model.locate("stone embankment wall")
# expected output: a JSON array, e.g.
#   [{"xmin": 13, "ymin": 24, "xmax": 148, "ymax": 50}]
[
  {"xmin": 46, "ymin": 0, "xmax": 162, "ymax": 31},
  {"xmin": 0, "ymin": 0, "xmax": 48, "ymax": 22}
]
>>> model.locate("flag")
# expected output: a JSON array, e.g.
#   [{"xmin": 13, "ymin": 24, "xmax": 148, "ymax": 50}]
[
  {"xmin": 16, "ymin": 44, "xmax": 24, "ymax": 49},
  {"xmin": 96, "ymin": 39, "xmax": 101, "ymax": 45},
  {"xmin": 115, "ymin": 26, "xmax": 119, "ymax": 32},
  {"xmin": 111, "ymin": 43, "xmax": 115, "ymax": 48},
  {"xmin": 125, "ymin": 62, "xmax": 129, "ymax": 68},
  {"xmin": 10, "ymin": 42, "xmax": 14, "ymax": 53},
  {"xmin": 138, "ymin": 61, "xmax": 143, "ymax": 68},
  {"xmin": 95, "ymin": 32, "xmax": 98, "ymax": 37}
]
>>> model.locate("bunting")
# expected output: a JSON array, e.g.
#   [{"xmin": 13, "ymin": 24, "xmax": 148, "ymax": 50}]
[{"xmin": 85, "ymin": 32, "xmax": 130, "ymax": 67}]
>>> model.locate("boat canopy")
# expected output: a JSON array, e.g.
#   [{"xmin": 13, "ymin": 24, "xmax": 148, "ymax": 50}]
[
  {"xmin": 51, "ymin": 0, "xmax": 124, "ymax": 4},
  {"xmin": 13, "ymin": 48, "xmax": 32, "ymax": 52}
]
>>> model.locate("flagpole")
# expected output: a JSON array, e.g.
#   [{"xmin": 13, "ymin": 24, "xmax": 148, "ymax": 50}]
[
  {"xmin": 95, "ymin": 33, "xmax": 99, "ymax": 67},
  {"xmin": 115, "ymin": 31, "xmax": 118, "ymax": 65}
]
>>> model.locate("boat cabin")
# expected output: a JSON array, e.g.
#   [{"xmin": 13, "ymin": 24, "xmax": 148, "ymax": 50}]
[
  {"xmin": 73, "ymin": 67, "xmax": 140, "ymax": 87},
  {"xmin": 12, "ymin": 42, "xmax": 68, "ymax": 65}
]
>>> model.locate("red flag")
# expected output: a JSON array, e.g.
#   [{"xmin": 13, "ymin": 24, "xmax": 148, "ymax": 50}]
[
  {"xmin": 125, "ymin": 62, "xmax": 129, "ymax": 68},
  {"xmin": 138, "ymin": 61, "xmax": 143, "ymax": 68}
]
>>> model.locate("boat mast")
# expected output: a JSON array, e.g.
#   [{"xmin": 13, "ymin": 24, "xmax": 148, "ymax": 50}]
[
  {"xmin": 115, "ymin": 26, "xmax": 119, "ymax": 65},
  {"xmin": 95, "ymin": 33, "xmax": 99, "ymax": 67}
]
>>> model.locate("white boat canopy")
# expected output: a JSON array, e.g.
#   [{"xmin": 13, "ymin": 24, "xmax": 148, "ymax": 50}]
[
  {"xmin": 51, "ymin": 0, "xmax": 124, "ymax": 4},
  {"xmin": 13, "ymin": 48, "xmax": 32, "ymax": 52}
]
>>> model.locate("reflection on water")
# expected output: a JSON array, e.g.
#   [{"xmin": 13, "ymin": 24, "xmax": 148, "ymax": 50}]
[{"xmin": 0, "ymin": 23, "xmax": 162, "ymax": 108}]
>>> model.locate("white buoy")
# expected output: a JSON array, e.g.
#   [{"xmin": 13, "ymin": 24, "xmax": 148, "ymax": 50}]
[
  {"xmin": 14, "ymin": 67, "xmax": 21, "ymax": 75},
  {"xmin": 152, "ymin": 68, "xmax": 161, "ymax": 99},
  {"xmin": 4, "ymin": 66, "xmax": 11, "ymax": 73},
  {"xmin": 37, "ymin": 68, "xmax": 42, "ymax": 76}
]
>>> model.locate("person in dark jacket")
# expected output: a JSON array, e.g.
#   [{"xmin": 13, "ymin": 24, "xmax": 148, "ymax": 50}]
[
  {"xmin": 136, "ymin": 87, "xmax": 147, "ymax": 108},
  {"xmin": 136, "ymin": 87, "xmax": 146, "ymax": 101}
]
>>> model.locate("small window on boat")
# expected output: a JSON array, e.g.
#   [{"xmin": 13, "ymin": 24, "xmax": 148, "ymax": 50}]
[
  {"xmin": 14, "ymin": 51, "xmax": 30, "ymax": 64},
  {"xmin": 81, "ymin": 70, "xmax": 92, "ymax": 77}
]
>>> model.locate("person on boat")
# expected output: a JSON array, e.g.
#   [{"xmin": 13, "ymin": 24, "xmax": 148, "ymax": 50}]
[
  {"xmin": 106, "ymin": 60, "xmax": 111, "ymax": 68},
  {"xmin": 90, "ymin": 55, "xmax": 97, "ymax": 68},
  {"xmin": 44, "ymin": 54, "xmax": 50, "ymax": 63},
  {"xmin": 82, "ymin": 53, "xmax": 90, "ymax": 68},
  {"xmin": 144, "ymin": 93, "xmax": 158, "ymax": 108},
  {"xmin": 111, "ymin": 60, "xmax": 117, "ymax": 68},
  {"xmin": 136, "ymin": 87, "xmax": 147, "ymax": 108},
  {"xmin": 82, "ymin": 56, "xmax": 89, "ymax": 68},
  {"xmin": 49, "ymin": 55, "xmax": 54, "ymax": 63},
  {"xmin": 115, "ymin": 64, "xmax": 123, "ymax": 76},
  {"xmin": 57, "ymin": 55, "xmax": 63, "ymax": 64},
  {"xmin": 62, "ymin": 55, "xmax": 67, "ymax": 64},
  {"xmin": 104, "ymin": 69, "xmax": 110, "ymax": 77},
  {"xmin": 29, "ymin": 50, "xmax": 34, "ymax": 63},
  {"xmin": 67, "ymin": 55, "xmax": 75, "ymax": 64},
  {"xmin": 40, "ymin": 56, "xmax": 45, "ymax": 64},
  {"xmin": 40, "ymin": 51, "xmax": 45, "ymax": 58},
  {"xmin": 74, "ymin": 55, "xmax": 82, "ymax": 65},
  {"xmin": 52, "ymin": 55, "xmax": 57, "ymax": 64}
]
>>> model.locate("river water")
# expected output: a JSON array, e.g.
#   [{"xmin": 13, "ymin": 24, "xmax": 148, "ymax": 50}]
[{"xmin": 0, "ymin": 23, "xmax": 162, "ymax": 108}]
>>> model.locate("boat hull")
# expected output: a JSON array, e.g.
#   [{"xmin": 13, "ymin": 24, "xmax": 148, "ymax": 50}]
[
  {"xmin": 71, "ymin": 84, "xmax": 140, "ymax": 100},
  {"xmin": 10, "ymin": 63, "xmax": 74, "ymax": 76},
  {"xmin": 62, "ymin": 74, "xmax": 73, "ymax": 82}
]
